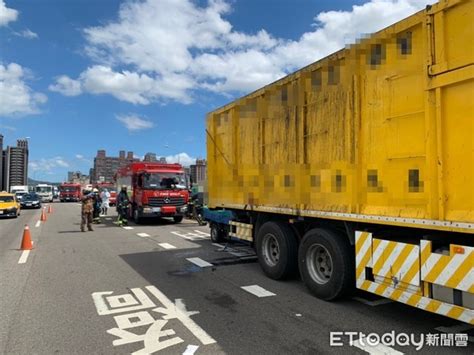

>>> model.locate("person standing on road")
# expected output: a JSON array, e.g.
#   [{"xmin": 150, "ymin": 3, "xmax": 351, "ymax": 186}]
[
  {"xmin": 92, "ymin": 188, "xmax": 102, "ymax": 223},
  {"xmin": 100, "ymin": 188, "xmax": 110, "ymax": 216},
  {"xmin": 80, "ymin": 194, "xmax": 94, "ymax": 232},
  {"xmin": 116, "ymin": 186, "xmax": 130, "ymax": 226}
]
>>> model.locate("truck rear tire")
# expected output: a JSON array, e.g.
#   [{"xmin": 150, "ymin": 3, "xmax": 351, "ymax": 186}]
[
  {"xmin": 299, "ymin": 228, "xmax": 354, "ymax": 301},
  {"xmin": 173, "ymin": 216, "xmax": 183, "ymax": 223},
  {"xmin": 256, "ymin": 221, "xmax": 298, "ymax": 280}
]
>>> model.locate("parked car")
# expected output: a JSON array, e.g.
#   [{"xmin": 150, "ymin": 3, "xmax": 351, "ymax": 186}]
[
  {"xmin": 0, "ymin": 192, "xmax": 21, "ymax": 218},
  {"xmin": 20, "ymin": 193, "xmax": 42, "ymax": 209},
  {"xmin": 15, "ymin": 191, "xmax": 29, "ymax": 201}
]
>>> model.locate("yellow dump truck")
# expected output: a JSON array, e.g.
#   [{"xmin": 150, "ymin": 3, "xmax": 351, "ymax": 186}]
[{"xmin": 206, "ymin": 0, "xmax": 473, "ymax": 324}]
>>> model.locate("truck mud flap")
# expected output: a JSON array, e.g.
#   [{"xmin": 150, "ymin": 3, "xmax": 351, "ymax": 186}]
[{"xmin": 355, "ymin": 231, "xmax": 474, "ymax": 324}]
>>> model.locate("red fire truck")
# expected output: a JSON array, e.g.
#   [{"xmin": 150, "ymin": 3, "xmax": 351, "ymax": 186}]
[
  {"xmin": 115, "ymin": 162, "xmax": 189, "ymax": 224},
  {"xmin": 59, "ymin": 183, "xmax": 82, "ymax": 202}
]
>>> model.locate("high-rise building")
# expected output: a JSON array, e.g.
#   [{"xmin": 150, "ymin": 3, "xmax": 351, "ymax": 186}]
[
  {"xmin": 190, "ymin": 159, "xmax": 207, "ymax": 186},
  {"xmin": 159, "ymin": 157, "xmax": 167, "ymax": 164},
  {"xmin": 143, "ymin": 153, "xmax": 157, "ymax": 162},
  {"xmin": 2, "ymin": 139, "xmax": 29, "ymax": 191},
  {"xmin": 91, "ymin": 150, "xmax": 139, "ymax": 184}
]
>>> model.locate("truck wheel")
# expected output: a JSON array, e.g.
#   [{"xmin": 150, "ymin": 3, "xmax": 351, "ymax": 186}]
[
  {"xmin": 210, "ymin": 223, "xmax": 225, "ymax": 243},
  {"xmin": 173, "ymin": 216, "xmax": 183, "ymax": 223},
  {"xmin": 133, "ymin": 208, "xmax": 142, "ymax": 224},
  {"xmin": 299, "ymin": 228, "xmax": 354, "ymax": 301},
  {"xmin": 256, "ymin": 221, "xmax": 298, "ymax": 280}
]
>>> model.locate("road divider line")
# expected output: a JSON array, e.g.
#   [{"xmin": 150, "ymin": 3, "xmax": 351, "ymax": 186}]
[
  {"xmin": 183, "ymin": 345, "xmax": 199, "ymax": 355},
  {"xmin": 241, "ymin": 285, "xmax": 276, "ymax": 298},
  {"xmin": 18, "ymin": 250, "xmax": 31, "ymax": 264},
  {"xmin": 193, "ymin": 230, "xmax": 210, "ymax": 236},
  {"xmin": 159, "ymin": 243, "xmax": 177, "ymax": 250},
  {"xmin": 186, "ymin": 257, "xmax": 213, "ymax": 268},
  {"xmin": 351, "ymin": 336, "xmax": 403, "ymax": 355},
  {"xmin": 137, "ymin": 233, "xmax": 150, "ymax": 237},
  {"xmin": 122, "ymin": 226, "xmax": 134, "ymax": 230},
  {"xmin": 35, "ymin": 220, "xmax": 41, "ymax": 228}
]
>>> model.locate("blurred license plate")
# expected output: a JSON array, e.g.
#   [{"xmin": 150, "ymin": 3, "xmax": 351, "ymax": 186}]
[
  {"xmin": 152, "ymin": 207, "xmax": 161, "ymax": 212},
  {"xmin": 26, "ymin": 203, "xmax": 32, "ymax": 206}
]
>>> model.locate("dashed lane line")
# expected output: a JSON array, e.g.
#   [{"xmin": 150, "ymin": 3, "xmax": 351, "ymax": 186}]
[
  {"xmin": 241, "ymin": 285, "xmax": 276, "ymax": 298},
  {"xmin": 122, "ymin": 226, "xmax": 134, "ymax": 230},
  {"xmin": 35, "ymin": 220, "xmax": 41, "ymax": 228},
  {"xmin": 186, "ymin": 257, "xmax": 213, "ymax": 268},
  {"xmin": 159, "ymin": 243, "xmax": 177, "ymax": 250},
  {"xmin": 18, "ymin": 250, "xmax": 31, "ymax": 264},
  {"xmin": 137, "ymin": 233, "xmax": 150, "ymax": 237}
]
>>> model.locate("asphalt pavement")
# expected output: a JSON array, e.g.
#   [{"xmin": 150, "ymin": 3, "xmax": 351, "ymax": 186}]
[{"xmin": 0, "ymin": 203, "xmax": 472, "ymax": 354}]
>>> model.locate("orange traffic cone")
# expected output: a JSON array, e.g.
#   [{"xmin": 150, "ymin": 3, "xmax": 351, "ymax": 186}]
[
  {"xmin": 40, "ymin": 207, "xmax": 47, "ymax": 222},
  {"xmin": 47, "ymin": 204, "xmax": 53, "ymax": 214},
  {"xmin": 20, "ymin": 225, "xmax": 33, "ymax": 250}
]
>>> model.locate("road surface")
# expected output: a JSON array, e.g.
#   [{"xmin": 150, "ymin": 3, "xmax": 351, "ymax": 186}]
[{"xmin": 0, "ymin": 203, "xmax": 472, "ymax": 354}]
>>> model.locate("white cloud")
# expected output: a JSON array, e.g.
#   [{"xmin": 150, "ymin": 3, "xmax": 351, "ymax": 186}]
[
  {"xmin": 14, "ymin": 28, "xmax": 38, "ymax": 39},
  {"xmin": 0, "ymin": 63, "xmax": 47, "ymax": 117},
  {"xmin": 29, "ymin": 156, "xmax": 70, "ymax": 173},
  {"xmin": 0, "ymin": 0, "xmax": 18, "ymax": 27},
  {"xmin": 49, "ymin": 75, "xmax": 82, "ymax": 96},
  {"xmin": 75, "ymin": 154, "xmax": 84, "ymax": 159},
  {"xmin": 116, "ymin": 114, "xmax": 154, "ymax": 132},
  {"xmin": 54, "ymin": 0, "xmax": 435, "ymax": 103},
  {"xmin": 165, "ymin": 152, "xmax": 195, "ymax": 167}
]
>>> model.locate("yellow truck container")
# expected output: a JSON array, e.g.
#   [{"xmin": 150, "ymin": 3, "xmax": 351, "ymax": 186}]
[{"xmin": 206, "ymin": 0, "xmax": 474, "ymax": 323}]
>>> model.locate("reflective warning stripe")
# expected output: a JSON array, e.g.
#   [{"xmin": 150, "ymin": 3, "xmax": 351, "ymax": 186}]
[
  {"xmin": 355, "ymin": 231, "xmax": 474, "ymax": 324},
  {"xmin": 372, "ymin": 239, "xmax": 420, "ymax": 292},
  {"xmin": 229, "ymin": 221, "xmax": 253, "ymax": 241},
  {"xmin": 421, "ymin": 241, "xmax": 474, "ymax": 292},
  {"xmin": 358, "ymin": 279, "xmax": 474, "ymax": 324}
]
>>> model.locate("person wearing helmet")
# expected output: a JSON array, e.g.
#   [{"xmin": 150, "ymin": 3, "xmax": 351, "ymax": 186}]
[
  {"xmin": 91, "ymin": 188, "xmax": 102, "ymax": 223},
  {"xmin": 100, "ymin": 188, "xmax": 110, "ymax": 216},
  {"xmin": 80, "ymin": 193, "xmax": 94, "ymax": 232},
  {"xmin": 116, "ymin": 185, "xmax": 129, "ymax": 226}
]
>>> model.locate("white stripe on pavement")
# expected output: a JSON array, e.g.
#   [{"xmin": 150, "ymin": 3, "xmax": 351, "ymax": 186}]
[
  {"xmin": 182, "ymin": 345, "xmax": 199, "ymax": 355},
  {"xmin": 137, "ymin": 233, "xmax": 150, "ymax": 237},
  {"xmin": 241, "ymin": 285, "xmax": 276, "ymax": 298},
  {"xmin": 193, "ymin": 230, "xmax": 210, "ymax": 236},
  {"xmin": 186, "ymin": 257, "xmax": 213, "ymax": 268},
  {"xmin": 351, "ymin": 336, "xmax": 403, "ymax": 355},
  {"xmin": 159, "ymin": 243, "xmax": 177, "ymax": 250},
  {"xmin": 18, "ymin": 250, "xmax": 31, "ymax": 264},
  {"xmin": 35, "ymin": 220, "xmax": 41, "ymax": 228},
  {"xmin": 122, "ymin": 226, "xmax": 134, "ymax": 230}
]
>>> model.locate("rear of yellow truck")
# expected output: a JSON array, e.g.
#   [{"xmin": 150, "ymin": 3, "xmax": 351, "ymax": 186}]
[{"xmin": 206, "ymin": 0, "xmax": 474, "ymax": 323}]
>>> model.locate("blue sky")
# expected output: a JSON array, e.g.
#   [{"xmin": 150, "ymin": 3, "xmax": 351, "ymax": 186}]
[{"xmin": 0, "ymin": 0, "xmax": 433, "ymax": 182}]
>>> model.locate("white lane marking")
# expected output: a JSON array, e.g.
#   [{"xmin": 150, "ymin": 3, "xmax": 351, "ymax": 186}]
[
  {"xmin": 212, "ymin": 243, "xmax": 226, "ymax": 248},
  {"xmin": 35, "ymin": 220, "xmax": 41, "ymax": 228},
  {"xmin": 352, "ymin": 297, "xmax": 393, "ymax": 306},
  {"xmin": 146, "ymin": 286, "xmax": 216, "ymax": 345},
  {"xmin": 186, "ymin": 257, "xmax": 213, "ymax": 268},
  {"xmin": 183, "ymin": 345, "xmax": 199, "ymax": 355},
  {"xmin": 137, "ymin": 233, "xmax": 150, "ymax": 238},
  {"xmin": 351, "ymin": 336, "xmax": 403, "ymax": 355},
  {"xmin": 241, "ymin": 285, "xmax": 276, "ymax": 298},
  {"xmin": 295, "ymin": 314, "xmax": 302, "ymax": 317},
  {"xmin": 92, "ymin": 289, "xmax": 156, "ymax": 315},
  {"xmin": 172, "ymin": 231, "xmax": 208, "ymax": 241},
  {"xmin": 122, "ymin": 226, "xmax": 134, "ymax": 230},
  {"xmin": 18, "ymin": 250, "xmax": 31, "ymax": 264},
  {"xmin": 159, "ymin": 243, "xmax": 177, "ymax": 250},
  {"xmin": 193, "ymin": 230, "xmax": 210, "ymax": 236}
]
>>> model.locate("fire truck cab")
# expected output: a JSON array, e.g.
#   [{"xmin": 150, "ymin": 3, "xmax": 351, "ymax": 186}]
[{"xmin": 116, "ymin": 162, "xmax": 189, "ymax": 224}]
